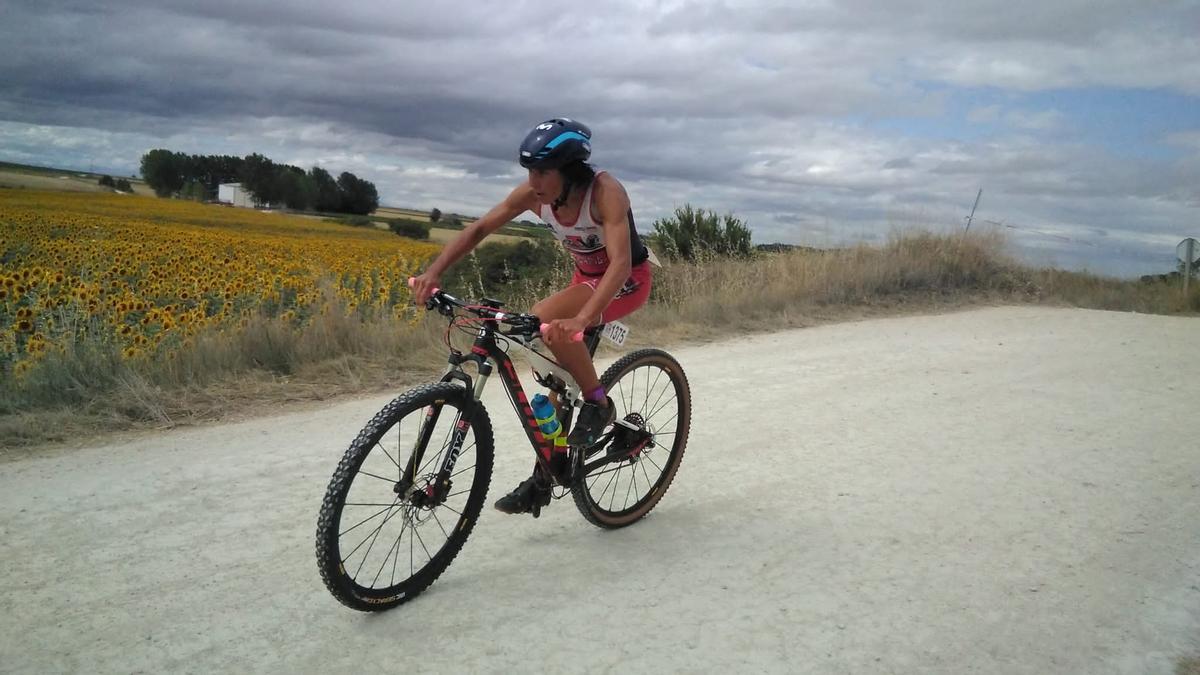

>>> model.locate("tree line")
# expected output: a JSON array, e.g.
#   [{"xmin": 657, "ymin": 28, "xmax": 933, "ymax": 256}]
[{"xmin": 139, "ymin": 150, "xmax": 379, "ymax": 215}]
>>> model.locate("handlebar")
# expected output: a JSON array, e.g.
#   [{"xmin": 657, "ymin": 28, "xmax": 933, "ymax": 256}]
[{"xmin": 407, "ymin": 277, "xmax": 583, "ymax": 342}]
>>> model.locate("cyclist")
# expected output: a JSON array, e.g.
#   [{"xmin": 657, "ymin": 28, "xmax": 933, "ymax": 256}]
[{"xmin": 410, "ymin": 117, "xmax": 654, "ymax": 514}]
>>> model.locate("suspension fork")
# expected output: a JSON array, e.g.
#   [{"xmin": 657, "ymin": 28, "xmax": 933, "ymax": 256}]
[{"xmin": 399, "ymin": 357, "xmax": 490, "ymax": 489}]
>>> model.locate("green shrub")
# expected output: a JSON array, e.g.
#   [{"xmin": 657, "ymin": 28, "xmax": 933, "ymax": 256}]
[
  {"xmin": 389, "ymin": 218, "xmax": 431, "ymax": 240},
  {"xmin": 652, "ymin": 204, "xmax": 753, "ymax": 261},
  {"xmin": 443, "ymin": 238, "xmax": 571, "ymax": 300},
  {"xmin": 333, "ymin": 215, "xmax": 374, "ymax": 227}
]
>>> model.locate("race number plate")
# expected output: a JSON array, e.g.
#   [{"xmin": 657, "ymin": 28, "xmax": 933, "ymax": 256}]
[{"xmin": 601, "ymin": 320, "xmax": 629, "ymax": 347}]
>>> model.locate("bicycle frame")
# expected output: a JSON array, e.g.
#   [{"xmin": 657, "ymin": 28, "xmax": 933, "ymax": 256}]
[{"xmin": 399, "ymin": 308, "xmax": 603, "ymax": 493}]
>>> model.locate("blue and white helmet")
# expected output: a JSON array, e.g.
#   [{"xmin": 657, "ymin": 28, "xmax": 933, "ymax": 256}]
[{"xmin": 518, "ymin": 118, "xmax": 592, "ymax": 170}]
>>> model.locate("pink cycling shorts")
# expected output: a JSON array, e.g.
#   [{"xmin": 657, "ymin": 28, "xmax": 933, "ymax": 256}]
[{"xmin": 572, "ymin": 260, "xmax": 653, "ymax": 324}]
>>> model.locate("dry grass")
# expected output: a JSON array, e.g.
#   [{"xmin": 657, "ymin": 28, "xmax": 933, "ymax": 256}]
[
  {"xmin": 621, "ymin": 230, "xmax": 1040, "ymax": 344},
  {"xmin": 2, "ymin": 225, "xmax": 1196, "ymax": 455},
  {"xmin": 0, "ymin": 169, "xmax": 155, "ymax": 196},
  {"xmin": 427, "ymin": 227, "xmax": 529, "ymax": 246},
  {"xmin": 372, "ymin": 206, "xmax": 432, "ymax": 221}
]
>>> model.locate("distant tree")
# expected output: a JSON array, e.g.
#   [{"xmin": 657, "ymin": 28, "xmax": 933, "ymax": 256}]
[
  {"xmin": 336, "ymin": 171, "xmax": 379, "ymax": 215},
  {"xmin": 114, "ymin": 178, "xmax": 132, "ymax": 192},
  {"xmin": 140, "ymin": 149, "xmax": 188, "ymax": 197},
  {"xmin": 97, "ymin": 175, "xmax": 115, "ymax": 188},
  {"xmin": 239, "ymin": 153, "xmax": 279, "ymax": 205},
  {"xmin": 274, "ymin": 165, "xmax": 314, "ymax": 210},
  {"xmin": 180, "ymin": 180, "xmax": 207, "ymax": 202},
  {"xmin": 307, "ymin": 167, "xmax": 340, "ymax": 212},
  {"xmin": 430, "ymin": 207, "xmax": 442, "ymax": 223},
  {"xmin": 191, "ymin": 154, "xmax": 243, "ymax": 194},
  {"xmin": 652, "ymin": 204, "xmax": 753, "ymax": 261}
]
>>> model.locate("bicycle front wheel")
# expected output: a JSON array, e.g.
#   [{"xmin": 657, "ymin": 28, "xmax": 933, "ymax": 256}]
[
  {"xmin": 573, "ymin": 349, "xmax": 691, "ymax": 528},
  {"xmin": 316, "ymin": 382, "xmax": 494, "ymax": 611}
]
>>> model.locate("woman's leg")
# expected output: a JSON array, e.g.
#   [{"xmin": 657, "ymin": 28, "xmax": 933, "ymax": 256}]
[
  {"xmin": 493, "ymin": 284, "xmax": 602, "ymax": 515},
  {"xmin": 530, "ymin": 284, "xmax": 602, "ymax": 394}
]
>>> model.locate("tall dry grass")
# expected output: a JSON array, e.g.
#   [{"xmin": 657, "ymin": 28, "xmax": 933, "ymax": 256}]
[
  {"xmin": 631, "ymin": 229, "xmax": 1039, "ymax": 340},
  {"xmin": 3, "ymin": 228, "xmax": 1196, "ymax": 452}
]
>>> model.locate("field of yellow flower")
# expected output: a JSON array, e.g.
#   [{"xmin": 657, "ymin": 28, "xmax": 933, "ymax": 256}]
[{"xmin": 0, "ymin": 190, "xmax": 439, "ymax": 379}]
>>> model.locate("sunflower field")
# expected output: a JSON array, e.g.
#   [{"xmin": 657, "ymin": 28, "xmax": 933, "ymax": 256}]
[{"xmin": 0, "ymin": 190, "xmax": 440, "ymax": 382}]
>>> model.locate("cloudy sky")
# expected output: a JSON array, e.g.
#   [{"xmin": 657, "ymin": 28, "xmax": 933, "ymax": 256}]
[{"xmin": 3, "ymin": 0, "xmax": 1199, "ymax": 277}]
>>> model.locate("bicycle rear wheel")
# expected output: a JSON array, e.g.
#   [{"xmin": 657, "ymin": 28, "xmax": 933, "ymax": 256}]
[
  {"xmin": 316, "ymin": 382, "xmax": 494, "ymax": 611},
  {"xmin": 572, "ymin": 349, "xmax": 690, "ymax": 528}
]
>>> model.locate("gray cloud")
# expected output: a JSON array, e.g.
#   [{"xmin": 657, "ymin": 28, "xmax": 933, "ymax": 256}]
[{"xmin": 2, "ymin": 0, "xmax": 1199, "ymax": 277}]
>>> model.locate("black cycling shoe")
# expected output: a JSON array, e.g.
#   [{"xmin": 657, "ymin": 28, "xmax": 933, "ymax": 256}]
[
  {"xmin": 493, "ymin": 474, "xmax": 552, "ymax": 515},
  {"xmin": 567, "ymin": 397, "xmax": 615, "ymax": 447}
]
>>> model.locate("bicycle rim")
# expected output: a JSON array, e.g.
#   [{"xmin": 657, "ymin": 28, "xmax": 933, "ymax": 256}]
[
  {"xmin": 316, "ymin": 382, "xmax": 494, "ymax": 611},
  {"xmin": 573, "ymin": 349, "xmax": 690, "ymax": 528}
]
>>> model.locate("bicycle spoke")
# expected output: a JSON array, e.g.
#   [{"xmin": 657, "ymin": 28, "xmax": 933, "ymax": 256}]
[
  {"xmin": 645, "ymin": 385, "xmax": 675, "ymax": 423},
  {"xmin": 357, "ymin": 469, "xmax": 397, "ymax": 485},
  {"xmin": 646, "ymin": 408, "xmax": 678, "ymax": 431},
  {"xmin": 597, "ymin": 465, "xmax": 619, "ymax": 505},
  {"xmin": 371, "ymin": 519, "xmax": 407, "ymax": 587},
  {"xmin": 431, "ymin": 508, "xmax": 451, "ymax": 539},
  {"xmin": 609, "ymin": 462, "xmax": 626, "ymax": 512},
  {"xmin": 643, "ymin": 367, "xmax": 664, "ymax": 414},
  {"xmin": 641, "ymin": 452, "xmax": 665, "ymax": 475},
  {"xmin": 413, "ymin": 522, "xmax": 435, "ymax": 566},
  {"xmin": 586, "ymin": 462, "xmax": 631, "ymax": 479},
  {"xmin": 446, "ymin": 488, "xmax": 471, "ymax": 500},
  {"xmin": 375, "ymin": 440, "xmax": 401, "ymax": 470},
  {"xmin": 623, "ymin": 463, "xmax": 636, "ymax": 510},
  {"xmin": 628, "ymin": 462, "xmax": 641, "ymax": 507},
  {"xmin": 438, "ymin": 502, "xmax": 465, "ymax": 517},
  {"xmin": 638, "ymin": 458, "xmax": 656, "ymax": 493},
  {"xmin": 348, "ymin": 504, "xmax": 404, "ymax": 578},
  {"xmin": 339, "ymin": 502, "xmax": 395, "ymax": 537},
  {"xmin": 619, "ymin": 372, "xmax": 638, "ymax": 410},
  {"xmin": 450, "ymin": 460, "xmax": 476, "ymax": 480},
  {"xmin": 343, "ymin": 502, "xmax": 403, "ymax": 507},
  {"xmin": 389, "ymin": 517, "xmax": 405, "ymax": 587}
]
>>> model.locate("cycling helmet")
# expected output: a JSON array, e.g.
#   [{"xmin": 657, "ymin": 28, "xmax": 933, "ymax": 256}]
[{"xmin": 518, "ymin": 118, "xmax": 592, "ymax": 170}]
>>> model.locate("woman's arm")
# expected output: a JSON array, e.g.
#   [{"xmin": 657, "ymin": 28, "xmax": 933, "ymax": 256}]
[
  {"xmin": 412, "ymin": 182, "xmax": 538, "ymax": 303},
  {"xmin": 575, "ymin": 173, "xmax": 633, "ymax": 326}
]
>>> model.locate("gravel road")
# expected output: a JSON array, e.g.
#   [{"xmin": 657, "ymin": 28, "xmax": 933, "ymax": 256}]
[{"xmin": 2, "ymin": 306, "xmax": 1198, "ymax": 674}]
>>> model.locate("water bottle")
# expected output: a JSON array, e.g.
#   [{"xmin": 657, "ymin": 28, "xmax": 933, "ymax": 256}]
[{"xmin": 531, "ymin": 393, "xmax": 568, "ymax": 449}]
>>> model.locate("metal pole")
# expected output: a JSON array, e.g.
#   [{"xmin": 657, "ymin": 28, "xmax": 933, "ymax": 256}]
[{"xmin": 964, "ymin": 189, "xmax": 982, "ymax": 233}]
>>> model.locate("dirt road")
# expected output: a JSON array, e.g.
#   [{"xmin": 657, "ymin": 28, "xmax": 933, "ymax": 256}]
[{"xmin": 2, "ymin": 306, "xmax": 1198, "ymax": 674}]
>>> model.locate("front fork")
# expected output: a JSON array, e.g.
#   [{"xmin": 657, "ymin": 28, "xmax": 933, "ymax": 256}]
[{"xmin": 400, "ymin": 360, "xmax": 491, "ymax": 503}]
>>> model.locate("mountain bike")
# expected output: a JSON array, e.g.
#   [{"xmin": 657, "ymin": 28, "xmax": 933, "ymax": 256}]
[{"xmin": 315, "ymin": 284, "xmax": 691, "ymax": 611}]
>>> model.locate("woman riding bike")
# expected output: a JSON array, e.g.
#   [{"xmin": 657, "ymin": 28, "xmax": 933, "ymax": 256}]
[{"xmin": 410, "ymin": 117, "xmax": 654, "ymax": 515}]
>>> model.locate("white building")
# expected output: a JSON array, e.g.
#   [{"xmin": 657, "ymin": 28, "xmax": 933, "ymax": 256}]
[{"xmin": 217, "ymin": 183, "xmax": 255, "ymax": 208}]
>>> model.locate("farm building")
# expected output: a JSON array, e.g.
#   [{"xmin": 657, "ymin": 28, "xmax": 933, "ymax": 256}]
[{"xmin": 217, "ymin": 183, "xmax": 255, "ymax": 208}]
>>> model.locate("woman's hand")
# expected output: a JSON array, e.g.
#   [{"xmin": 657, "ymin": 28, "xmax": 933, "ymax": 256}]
[
  {"xmin": 543, "ymin": 316, "xmax": 590, "ymax": 346},
  {"xmin": 410, "ymin": 272, "xmax": 441, "ymax": 305}
]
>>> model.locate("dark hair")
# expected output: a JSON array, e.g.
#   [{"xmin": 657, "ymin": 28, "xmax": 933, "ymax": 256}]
[{"xmin": 553, "ymin": 160, "xmax": 596, "ymax": 209}]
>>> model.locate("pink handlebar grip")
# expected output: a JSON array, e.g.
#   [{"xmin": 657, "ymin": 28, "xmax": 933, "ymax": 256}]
[{"xmin": 541, "ymin": 323, "xmax": 584, "ymax": 342}]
